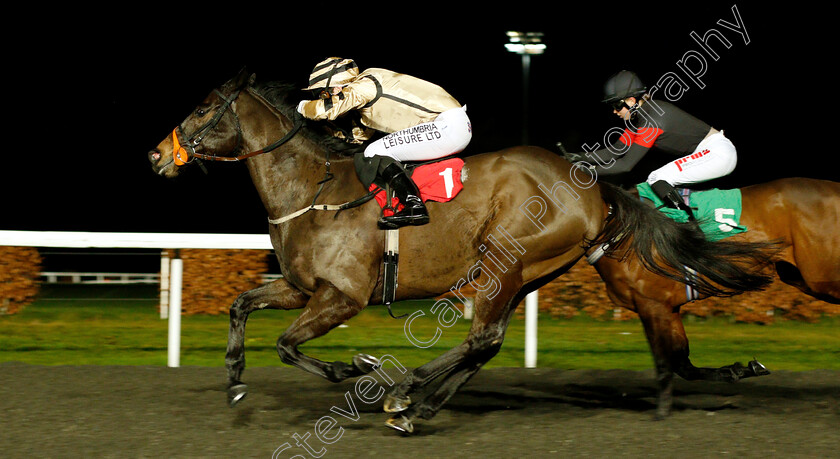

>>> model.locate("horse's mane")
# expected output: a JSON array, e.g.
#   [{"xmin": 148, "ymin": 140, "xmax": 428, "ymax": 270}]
[{"xmin": 250, "ymin": 80, "xmax": 368, "ymax": 157}]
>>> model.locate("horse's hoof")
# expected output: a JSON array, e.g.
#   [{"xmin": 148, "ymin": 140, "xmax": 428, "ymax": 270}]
[
  {"xmin": 726, "ymin": 362, "xmax": 745, "ymax": 382},
  {"xmin": 326, "ymin": 361, "xmax": 350, "ymax": 382},
  {"xmin": 749, "ymin": 359, "xmax": 770, "ymax": 376},
  {"xmin": 353, "ymin": 354, "xmax": 380, "ymax": 374},
  {"xmin": 383, "ymin": 393, "xmax": 411, "ymax": 413},
  {"xmin": 654, "ymin": 407, "xmax": 671, "ymax": 420},
  {"xmin": 384, "ymin": 414, "xmax": 414, "ymax": 434},
  {"xmin": 228, "ymin": 384, "xmax": 248, "ymax": 407}
]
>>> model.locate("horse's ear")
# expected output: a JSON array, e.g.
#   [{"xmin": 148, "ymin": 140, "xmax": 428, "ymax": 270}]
[
  {"xmin": 225, "ymin": 67, "xmax": 253, "ymax": 91},
  {"xmin": 236, "ymin": 67, "xmax": 253, "ymax": 87}
]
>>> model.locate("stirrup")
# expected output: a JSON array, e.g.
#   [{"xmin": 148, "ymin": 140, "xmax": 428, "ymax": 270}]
[
  {"xmin": 680, "ymin": 203, "xmax": 697, "ymax": 221},
  {"xmin": 670, "ymin": 197, "xmax": 696, "ymax": 221},
  {"xmin": 377, "ymin": 191, "xmax": 428, "ymax": 229},
  {"xmin": 377, "ymin": 211, "xmax": 429, "ymax": 229},
  {"xmin": 651, "ymin": 180, "xmax": 696, "ymax": 221},
  {"xmin": 377, "ymin": 163, "xmax": 428, "ymax": 227},
  {"xmin": 672, "ymin": 195, "xmax": 697, "ymax": 221}
]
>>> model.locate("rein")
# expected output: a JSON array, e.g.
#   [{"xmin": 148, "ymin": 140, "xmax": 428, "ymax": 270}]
[
  {"xmin": 172, "ymin": 88, "xmax": 304, "ymax": 165},
  {"xmin": 172, "ymin": 83, "xmax": 375, "ymax": 225}
]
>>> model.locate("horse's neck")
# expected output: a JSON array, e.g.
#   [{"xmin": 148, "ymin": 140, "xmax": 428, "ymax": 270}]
[
  {"xmin": 247, "ymin": 146, "xmax": 357, "ymax": 216},
  {"xmin": 239, "ymin": 92, "xmax": 358, "ymax": 219}
]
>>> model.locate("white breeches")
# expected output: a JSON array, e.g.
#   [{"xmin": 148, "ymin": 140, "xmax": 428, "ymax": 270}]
[
  {"xmin": 363, "ymin": 106, "xmax": 472, "ymax": 162},
  {"xmin": 647, "ymin": 131, "xmax": 737, "ymax": 186}
]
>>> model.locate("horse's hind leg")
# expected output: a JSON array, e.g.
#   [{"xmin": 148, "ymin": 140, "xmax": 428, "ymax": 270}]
[
  {"xmin": 384, "ymin": 263, "xmax": 524, "ymax": 433},
  {"xmin": 382, "ymin": 342, "xmax": 468, "ymax": 415},
  {"xmin": 776, "ymin": 261, "xmax": 840, "ymax": 304},
  {"xmin": 275, "ymin": 280, "xmax": 379, "ymax": 383},
  {"xmin": 226, "ymin": 278, "xmax": 308, "ymax": 406},
  {"xmin": 385, "ymin": 323, "xmax": 515, "ymax": 434}
]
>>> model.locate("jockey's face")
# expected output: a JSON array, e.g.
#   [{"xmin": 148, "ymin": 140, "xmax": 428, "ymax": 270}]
[
  {"xmin": 612, "ymin": 96, "xmax": 636, "ymax": 121},
  {"xmin": 318, "ymin": 86, "xmax": 344, "ymax": 99}
]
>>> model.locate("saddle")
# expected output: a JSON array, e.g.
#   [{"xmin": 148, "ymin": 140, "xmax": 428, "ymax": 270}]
[
  {"xmin": 636, "ymin": 182, "xmax": 747, "ymax": 241},
  {"xmin": 369, "ymin": 157, "xmax": 465, "ymax": 215},
  {"xmin": 585, "ymin": 183, "xmax": 751, "ymax": 303}
]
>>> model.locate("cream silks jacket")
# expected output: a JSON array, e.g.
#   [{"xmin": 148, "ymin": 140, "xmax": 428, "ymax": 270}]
[{"xmin": 297, "ymin": 68, "xmax": 462, "ymax": 144}]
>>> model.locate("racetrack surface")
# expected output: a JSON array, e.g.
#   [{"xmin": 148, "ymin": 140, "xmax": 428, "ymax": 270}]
[{"xmin": 1, "ymin": 363, "xmax": 837, "ymax": 458}]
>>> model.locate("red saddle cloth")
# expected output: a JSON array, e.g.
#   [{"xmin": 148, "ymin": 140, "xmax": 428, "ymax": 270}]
[{"xmin": 369, "ymin": 158, "xmax": 465, "ymax": 216}]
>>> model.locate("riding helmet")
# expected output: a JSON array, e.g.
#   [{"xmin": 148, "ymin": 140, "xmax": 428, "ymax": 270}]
[
  {"xmin": 602, "ymin": 70, "xmax": 647, "ymax": 103},
  {"xmin": 306, "ymin": 57, "xmax": 359, "ymax": 90}
]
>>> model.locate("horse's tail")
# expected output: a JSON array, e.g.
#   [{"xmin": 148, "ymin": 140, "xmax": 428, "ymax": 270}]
[{"xmin": 592, "ymin": 182, "xmax": 781, "ymax": 297}]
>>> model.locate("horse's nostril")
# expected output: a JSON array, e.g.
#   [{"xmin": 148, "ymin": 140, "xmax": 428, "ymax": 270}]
[{"xmin": 149, "ymin": 150, "xmax": 161, "ymax": 162}]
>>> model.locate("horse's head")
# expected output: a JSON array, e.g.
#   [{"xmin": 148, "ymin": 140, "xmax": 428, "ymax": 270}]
[{"xmin": 148, "ymin": 69, "xmax": 255, "ymax": 178}]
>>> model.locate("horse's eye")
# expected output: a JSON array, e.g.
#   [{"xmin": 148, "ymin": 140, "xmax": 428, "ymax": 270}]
[{"xmin": 196, "ymin": 108, "xmax": 206, "ymax": 116}]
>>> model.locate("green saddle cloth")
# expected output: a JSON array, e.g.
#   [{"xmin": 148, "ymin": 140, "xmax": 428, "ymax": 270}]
[{"xmin": 636, "ymin": 182, "xmax": 747, "ymax": 241}]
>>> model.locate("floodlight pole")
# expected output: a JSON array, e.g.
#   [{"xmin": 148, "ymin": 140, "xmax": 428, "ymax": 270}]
[
  {"xmin": 506, "ymin": 31, "xmax": 545, "ymax": 146},
  {"xmin": 520, "ymin": 53, "xmax": 532, "ymax": 144},
  {"xmin": 506, "ymin": 31, "xmax": 545, "ymax": 368}
]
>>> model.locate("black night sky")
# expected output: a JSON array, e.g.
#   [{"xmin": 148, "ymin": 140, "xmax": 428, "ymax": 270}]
[{"xmin": 3, "ymin": 4, "xmax": 835, "ymax": 236}]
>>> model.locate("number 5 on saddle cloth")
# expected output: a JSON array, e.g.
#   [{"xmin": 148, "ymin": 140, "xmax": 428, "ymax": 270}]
[{"xmin": 636, "ymin": 182, "xmax": 748, "ymax": 242}]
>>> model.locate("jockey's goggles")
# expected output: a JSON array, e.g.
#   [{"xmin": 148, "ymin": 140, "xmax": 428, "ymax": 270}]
[{"xmin": 611, "ymin": 99, "xmax": 629, "ymax": 111}]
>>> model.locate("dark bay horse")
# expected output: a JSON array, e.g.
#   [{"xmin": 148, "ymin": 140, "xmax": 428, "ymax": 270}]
[
  {"xmin": 592, "ymin": 178, "xmax": 840, "ymax": 418},
  {"xmin": 147, "ymin": 70, "xmax": 780, "ymax": 433}
]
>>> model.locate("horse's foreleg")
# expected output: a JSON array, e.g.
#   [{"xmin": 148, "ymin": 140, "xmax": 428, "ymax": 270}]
[
  {"xmin": 226, "ymin": 278, "xmax": 308, "ymax": 406},
  {"xmin": 635, "ymin": 299, "xmax": 685, "ymax": 419},
  {"xmin": 636, "ymin": 298, "xmax": 770, "ymax": 419},
  {"xmin": 275, "ymin": 280, "xmax": 377, "ymax": 382}
]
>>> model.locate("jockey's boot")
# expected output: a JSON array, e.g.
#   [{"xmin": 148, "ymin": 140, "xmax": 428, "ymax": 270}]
[
  {"xmin": 650, "ymin": 180, "xmax": 696, "ymax": 221},
  {"xmin": 378, "ymin": 162, "xmax": 429, "ymax": 229}
]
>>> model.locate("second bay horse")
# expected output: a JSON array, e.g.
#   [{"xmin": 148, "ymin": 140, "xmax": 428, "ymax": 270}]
[{"xmin": 592, "ymin": 177, "xmax": 840, "ymax": 418}]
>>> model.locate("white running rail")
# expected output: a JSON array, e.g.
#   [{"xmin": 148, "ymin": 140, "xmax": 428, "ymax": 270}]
[
  {"xmin": 1, "ymin": 230, "xmax": 272, "ymax": 367},
  {"xmin": 1, "ymin": 230, "xmax": 539, "ymax": 369}
]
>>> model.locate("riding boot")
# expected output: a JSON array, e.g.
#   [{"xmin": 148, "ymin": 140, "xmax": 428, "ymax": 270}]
[
  {"xmin": 377, "ymin": 162, "xmax": 429, "ymax": 229},
  {"xmin": 650, "ymin": 180, "xmax": 696, "ymax": 221}
]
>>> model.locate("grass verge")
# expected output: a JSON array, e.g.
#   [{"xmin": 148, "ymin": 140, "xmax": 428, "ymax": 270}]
[{"xmin": 2, "ymin": 285, "xmax": 838, "ymax": 371}]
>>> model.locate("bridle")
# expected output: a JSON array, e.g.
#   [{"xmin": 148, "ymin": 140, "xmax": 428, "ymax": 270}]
[
  {"xmin": 171, "ymin": 87, "xmax": 303, "ymax": 165},
  {"xmin": 170, "ymin": 83, "xmax": 343, "ymax": 216}
]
